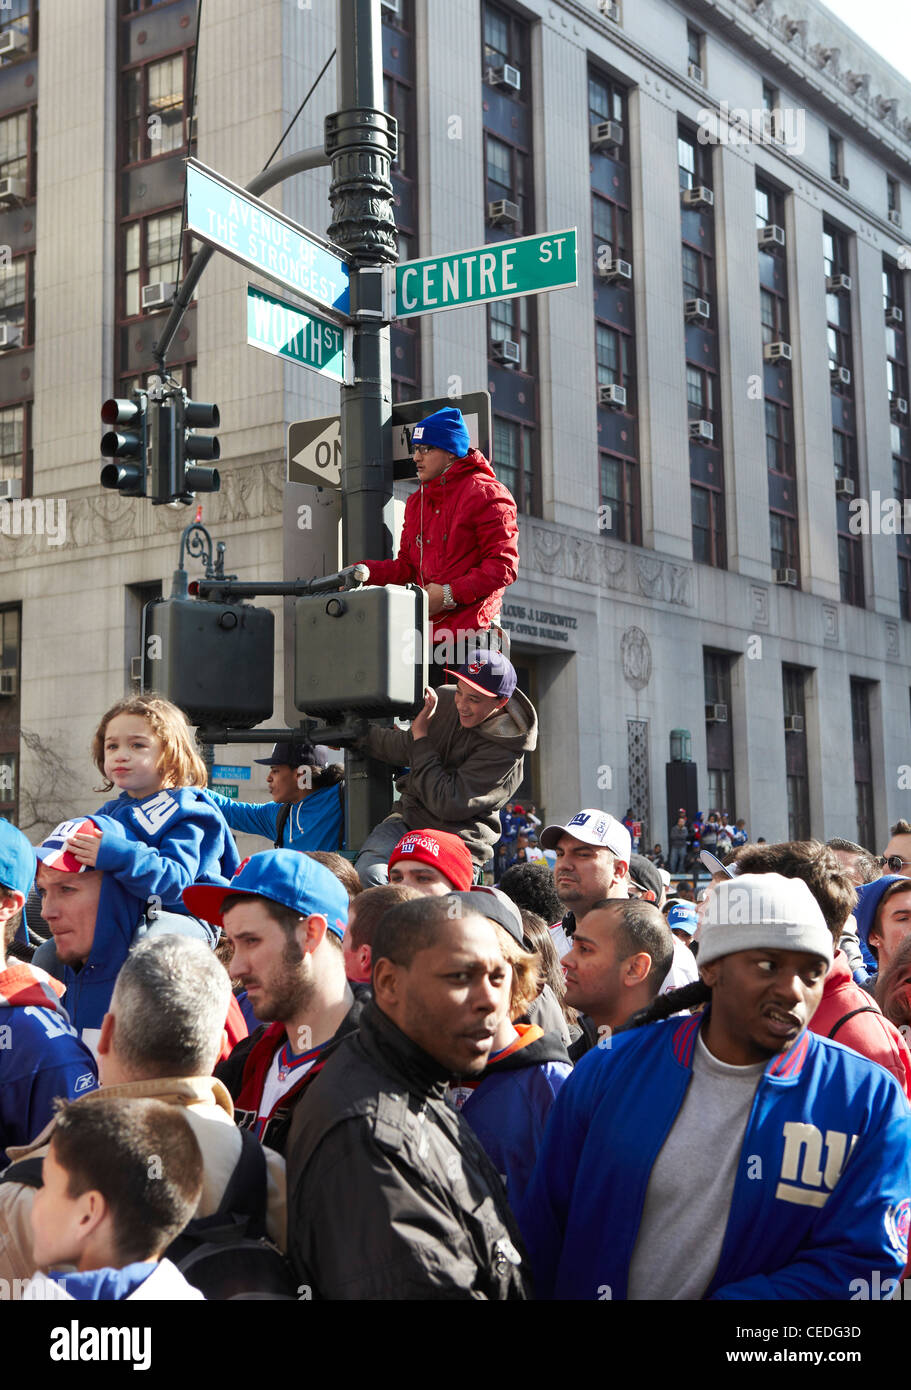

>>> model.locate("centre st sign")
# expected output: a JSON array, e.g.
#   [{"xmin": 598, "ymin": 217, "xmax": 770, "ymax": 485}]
[{"xmin": 390, "ymin": 228, "xmax": 577, "ymax": 319}]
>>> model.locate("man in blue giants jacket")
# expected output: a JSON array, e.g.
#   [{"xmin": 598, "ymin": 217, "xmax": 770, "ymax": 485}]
[{"xmin": 519, "ymin": 873, "xmax": 911, "ymax": 1300}]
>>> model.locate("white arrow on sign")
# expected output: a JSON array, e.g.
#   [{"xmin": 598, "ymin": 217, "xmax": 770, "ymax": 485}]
[{"xmin": 288, "ymin": 417, "xmax": 342, "ymax": 488}]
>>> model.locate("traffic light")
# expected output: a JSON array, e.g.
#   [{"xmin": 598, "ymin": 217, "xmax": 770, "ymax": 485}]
[
  {"xmin": 148, "ymin": 393, "xmax": 178, "ymax": 506},
  {"xmin": 146, "ymin": 388, "xmax": 221, "ymax": 505},
  {"xmin": 100, "ymin": 393, "xmax": 148, "ymax": 496},
  {"xmin": 176, "ymin": 394, "xmax": 220, "ymax": 499}
]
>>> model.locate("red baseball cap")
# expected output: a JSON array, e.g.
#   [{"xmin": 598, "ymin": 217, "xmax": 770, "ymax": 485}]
[{"xmin": 388, "ymin": 829, "xmax": 473, "ymax": 891}]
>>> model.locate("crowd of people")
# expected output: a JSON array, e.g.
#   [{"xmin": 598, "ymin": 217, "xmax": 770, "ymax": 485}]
[{"xmin": 2, "ymin": 405, "xmax": 911, "ymax": 1304}]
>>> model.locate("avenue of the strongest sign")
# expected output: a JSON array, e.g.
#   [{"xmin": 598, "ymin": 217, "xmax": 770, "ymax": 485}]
[
  {"xmin": 186, "ymin": 160, "xmax": 350, "ymax": 317},
  {"xmin": 393, "ymin": 229, "xmax": 577, "ymax": 319}
]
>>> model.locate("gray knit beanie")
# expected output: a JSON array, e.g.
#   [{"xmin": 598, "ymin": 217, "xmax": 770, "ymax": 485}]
[{"xmin": 698, "ymin": 873, "xmax": 833, "ymax": 967}]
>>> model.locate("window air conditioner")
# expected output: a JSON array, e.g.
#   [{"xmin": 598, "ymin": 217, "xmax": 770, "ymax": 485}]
[
  {"xmin": 486, "ymin": 64, "xmax": 521, "ymax": 92},
  {"xmin": 681, "ymin": 186, "xmax": 714, "ymax": 209},
  {"xmin": 784, "ymin": 714, "xmax": 805, "ymax": 733},
  {"xmin": 705, "ymin": 703, "xmax": 728, "ymax": 723},
  {"xmin": 757, "ymin": 224, "xmax": 785, "ymax": 249},
  {"xmin": 685, "ymin": 297, "xmax": 710, "ymax": 322},
  {"xmin": 689, "ymin": 419, "xmax": 714, "ymax": 442},
  {"xmin": 488, "ymin": 199, "xmax": 520, "ymax": 226},
  {"xmin": 598, "ymin": 383, "xmax": 627, "ymax": 408},
  {"xmin": 599, "ymin": 257, "xmax": 632, "ymax": 283},
  {"xmin": 775, "ymin": 567, "xmax": 798, "ymax": 586},
  {"xmin": 764, "ymin": 341, "xmax": 792, "ymax": 364}
]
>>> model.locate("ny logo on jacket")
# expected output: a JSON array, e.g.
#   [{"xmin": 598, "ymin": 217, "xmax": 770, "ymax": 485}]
[{"xmin": 776, "ymin": 1122, "xmax": 858, "ymax": 1208}]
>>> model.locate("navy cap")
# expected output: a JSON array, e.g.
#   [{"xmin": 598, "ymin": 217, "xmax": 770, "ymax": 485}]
[
  {"xmin": 0, "ymin": 816, "xmax": 36, "ymax": 898},
  {"xmin": 254, "ymin": 741, "xmax": 329, "ymax": 769},
  {"xmin": 182, "ymin": 849, "xmax": 349, "ymax": 940},
  {"xmin": 444, "ymin": 649, "xmax": 517, "ymax": 701}
]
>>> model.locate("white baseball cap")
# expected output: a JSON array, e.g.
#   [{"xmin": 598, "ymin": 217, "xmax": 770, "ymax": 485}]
[{"xmin": 540, "ymin": 809, "xmax": 631, "ymax": 864}]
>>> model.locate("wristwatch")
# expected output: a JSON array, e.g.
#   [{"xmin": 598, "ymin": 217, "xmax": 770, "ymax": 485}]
[{"xmin": 442, "ymin": 584, "xmax": 457, "ymax": 609}]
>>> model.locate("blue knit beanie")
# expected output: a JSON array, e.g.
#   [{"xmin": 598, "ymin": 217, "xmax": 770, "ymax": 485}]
[{"xmin": 411, "ymin": 407, "xmax": 470, "ymax": 457}]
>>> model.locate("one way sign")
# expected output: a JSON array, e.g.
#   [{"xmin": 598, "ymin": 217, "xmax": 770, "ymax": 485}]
[
  {"xmin": 287, "ymin": 416, "xmax": 343, "ymax": 488},
  {"xmin": 287, "ymin": 391, "xmax": 491, "ymax": 489}
]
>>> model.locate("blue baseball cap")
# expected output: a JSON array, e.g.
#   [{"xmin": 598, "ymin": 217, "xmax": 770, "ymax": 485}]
[
  {"xmin": 182, "ymin": 850, "xmax": 349, "ymax": 939},
  {"xmin": 0, "ymin": 816, "xmax": 36, "ymax": 898},
  {"xmin": 667, "ymin": 902, "xmax": 699, "ymax": 936}
]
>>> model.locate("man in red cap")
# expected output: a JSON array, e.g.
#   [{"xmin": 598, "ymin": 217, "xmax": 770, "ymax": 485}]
[{"xmin": 387, "ymin": 828, "xmax": 474, "ymax": 895}]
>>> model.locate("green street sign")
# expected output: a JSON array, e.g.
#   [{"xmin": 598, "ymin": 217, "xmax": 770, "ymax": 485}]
[
  {"xmin": 246, "ymin": 286, "xmax": 351, "ymax": 384},
  {"xmin": 211, "ymin": 782, "xmax": 239, "ymax": 799},
  {"xmin": 391, "ymin": 228, "xmax": 577, "ymax": 320}
]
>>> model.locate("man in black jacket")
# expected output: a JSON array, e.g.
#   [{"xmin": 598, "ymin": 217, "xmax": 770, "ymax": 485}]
[{"xmin": 286, "ymin": 894, "xmax": 531, "ymax": 1299}]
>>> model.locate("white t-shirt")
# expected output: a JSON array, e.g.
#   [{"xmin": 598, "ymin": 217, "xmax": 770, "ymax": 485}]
[
  {"xmin": 256, "ymin": 1038, "xmax": 328, "ymax": 1139},
  {"xmin": 659, "ymin": 934, "xmax": 700, "ymax": 997}
]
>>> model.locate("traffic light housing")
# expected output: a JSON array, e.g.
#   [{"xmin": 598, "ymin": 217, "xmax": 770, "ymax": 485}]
[
  {"xmin": 293, "ymin": 584, "xmax": 428, "ymax": 717},
  {"xmin": 145, "ymin": 389, "xmax": 221, "ymax": 505},
  {"xmin": 176, "ymin": 394, "xmax": 220, "ymax": 500},
  {"xmin": 142, "ymin": 594, "xmax": 274, "ymax": 728},
  {"xmin": 100, "ymin": 394, "xmax": 148, "ymax": 496}
]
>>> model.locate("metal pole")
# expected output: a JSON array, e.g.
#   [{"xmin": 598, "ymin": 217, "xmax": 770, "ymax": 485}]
[{"xmin": 327, "ymin": 0, "xmax": 399, "ymax": 854}]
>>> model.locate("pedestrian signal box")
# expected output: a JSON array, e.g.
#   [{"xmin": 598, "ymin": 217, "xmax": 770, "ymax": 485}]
[
  {"xmin": 294, "ymin": 584, "xmax": 427, "ymax": 718},
  {"xmin": 142, "ymin": 595, "xmax": 274, "ymax": 729}
]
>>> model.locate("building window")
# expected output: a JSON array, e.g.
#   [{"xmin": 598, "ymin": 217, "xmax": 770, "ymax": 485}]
[
  {"xmin": 783, "ymin": 666, "xmax": 811, "ymax": 839},
  {"xmin": 384, "ymin": 5, "xmax": 420, "ymax": 403},
  {"xmin": 770, "ymin": 511, "xmax": 799, "ymax": 573},
  {"xmin": 589, "ymin": 71, "xmax": 623, "ymax": 127},
  {"xmin": 686, "ymin": 365, "xmax": 714, "ymax": 423},
  {"xmin": 484, "ymin": 1, "xmax": 537, "ymax": 514},
  {"xmin": 829, "ymin": 132, "xmax": 844, "ymax": 182},
  {"xmin": 116, "ymin": 4, "xmax": 197, "ymax": 392},
  {"xmin": 123, "ymin": 52, "xmax": 190, "ymax": 166},
  {"xmin": 764, "ymin": 400, "xmax": 793, "ymax": 475},
  {"xmin": 692, "ymin": 485, "xmax": 726, "ymax": 567},
  {"xmin": 839, "ymin": 535, "xmax": 865, "ymax": 607},
  {"xmin": 600, "ymin": 453, "xmax": 640, "ymax": 546},
  {"xmin": 494, "ymin": 416, "xmax": 536, "ymax": 515},
  {"xmin": 678, "ymin": 133, "xmax": 696, "ymax": 190},
  {"xmin": 850, "ymin": 680, "xmax": 875, "ymax": 850},
  {"xmin": 0, "ymin": 2, "xmax": 38, "ymax": 50},
  {"xmin": 686, "ymin": 26, "xmax": 702, "ymax": 70},
  {"xmin": 704, "ymin": 651, "xmax": 736, "ymax": 818},
  {"xmin": 887, "ymin": 177, "xmax": 900, "ymax": 218}
]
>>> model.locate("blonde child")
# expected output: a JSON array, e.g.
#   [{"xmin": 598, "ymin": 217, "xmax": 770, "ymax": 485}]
[{"xmin": 65, "ymin": 695, "xmax": 240, "ymax": 914}]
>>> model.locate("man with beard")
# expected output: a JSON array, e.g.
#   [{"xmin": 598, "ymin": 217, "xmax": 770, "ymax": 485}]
[{"xmin": 185, "ymin": 851, "xmax": 368, "ymax": 1156}]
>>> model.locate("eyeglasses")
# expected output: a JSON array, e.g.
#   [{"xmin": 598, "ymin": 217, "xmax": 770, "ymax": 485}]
[
  {"xmin": 882, "ymin": 856, "xmax": 911, "ymax": 873},
  {"xmin": 413, "ymin": 444, "xmax": 435, "ymax": 457}
]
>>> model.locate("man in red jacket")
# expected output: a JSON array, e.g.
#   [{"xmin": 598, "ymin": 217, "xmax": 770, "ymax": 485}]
[{"xmin": 360, "ymin": 406, "xmax": 519, "ymax": 669}]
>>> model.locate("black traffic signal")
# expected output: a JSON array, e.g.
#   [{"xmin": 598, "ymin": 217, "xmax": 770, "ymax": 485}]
[
  {"xmin": 176, "ymin": 395, "xmax": 220, "ymax": 499},
  {"xmin": 100, "ymin": 393, "xmax": 148, "ymax": 496}
]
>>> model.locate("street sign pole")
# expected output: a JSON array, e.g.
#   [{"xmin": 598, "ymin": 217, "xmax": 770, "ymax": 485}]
[{"xmin": 327, "ymin": 0, "xmax": 399, "ymax": 853}]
